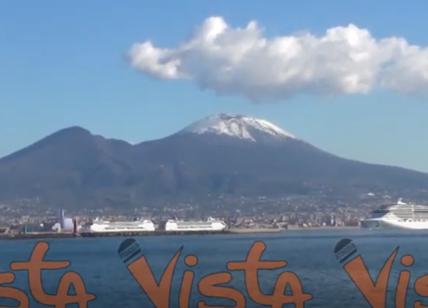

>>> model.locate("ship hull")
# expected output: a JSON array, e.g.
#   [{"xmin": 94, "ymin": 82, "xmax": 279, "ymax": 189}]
[
  {"xmin": 361, "ymin": 218, "xmax": 428, "ymax": 230},
  {"xmin": 80, "ymin": 230, "xmax": 230, "ymax": 237}
]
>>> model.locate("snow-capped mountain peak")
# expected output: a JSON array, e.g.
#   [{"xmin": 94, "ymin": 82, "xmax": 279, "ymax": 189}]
[{"xmin": 179, "ymin": 113, "xmax": 296, "ymax": 142}]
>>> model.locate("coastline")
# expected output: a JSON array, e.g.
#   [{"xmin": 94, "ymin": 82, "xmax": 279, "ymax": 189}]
[{"xmin": 0, "ymin": 226, "xmax": 363, "ymax": 240}]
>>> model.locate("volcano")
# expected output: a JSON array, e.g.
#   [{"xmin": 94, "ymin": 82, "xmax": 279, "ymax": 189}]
[{"xmin": 1, "ymin": 114, "xmax": 427, "ymax": 208}]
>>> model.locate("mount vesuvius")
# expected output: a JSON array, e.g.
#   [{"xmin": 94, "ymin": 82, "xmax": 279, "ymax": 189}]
[{"xmin": 1, "ymin": 114, "xmax": 427, "ymax": 209}]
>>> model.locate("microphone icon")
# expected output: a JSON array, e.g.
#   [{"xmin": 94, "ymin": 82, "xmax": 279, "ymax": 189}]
[
  {"xmin": 118, "ymin": 238, "xmax": 143, "ymax": 265},
  {"xmin": 334, "ymin": 238, "xmax": 358, "ymax": 264}
]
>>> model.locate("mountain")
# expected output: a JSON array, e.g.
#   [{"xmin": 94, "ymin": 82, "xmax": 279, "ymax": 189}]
[
  {"xmin": 0, "ymin": 127, "xmax": 134, "ymax": 207},
  {"xmin": 1, "ymin": 114, "xmax": 427, "ymax": 209},
  {"xmin": 179, "ymin": 113, "xmax": 296, "ymax": 142}
]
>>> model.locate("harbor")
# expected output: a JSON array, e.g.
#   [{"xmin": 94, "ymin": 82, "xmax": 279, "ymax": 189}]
[
  {"xmin": 0, "ymin": 210, "xmax": 286, "ymax": 240},
  {"xmin": 0, "ymin": 228, "xmax": 287, "ymax": 240}
]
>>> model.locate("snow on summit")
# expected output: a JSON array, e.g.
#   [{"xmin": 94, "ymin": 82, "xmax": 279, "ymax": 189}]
[{"xmin": 180, "ymin": 114, "xmax": 296, "ymax": 142}]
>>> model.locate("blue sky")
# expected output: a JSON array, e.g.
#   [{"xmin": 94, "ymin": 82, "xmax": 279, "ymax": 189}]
[{"xmin": 1, "ymin": 1, "xmax": 427, "ymax": 171}]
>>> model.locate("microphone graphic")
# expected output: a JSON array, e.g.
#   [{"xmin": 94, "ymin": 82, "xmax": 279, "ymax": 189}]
[
  {"xmin": 118, "ymin": 238, "xmax": 143, "ymax": 265},
  {"xmin": 118, "ymin": 238, "xmax": 182, "ymax": 308},
  {"xmin": 334, "ymin": 238, "xmax": 358, "ymax": 264},
  {"xmin": 334, "ymin": 238, "xmax": 399, "ymax": 308}
]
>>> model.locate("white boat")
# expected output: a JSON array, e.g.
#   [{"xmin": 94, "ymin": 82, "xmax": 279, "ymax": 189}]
[
  {"xmin": 361, "ymin": 199, "xmax": 428, "ymax": 230},
  {"xmin": 165, "ymin": 217, "xmax": 227, "ymax": 232},
  {"xmin": 89, "ymin": 219, "xmax": 156, "ymax": 233}
]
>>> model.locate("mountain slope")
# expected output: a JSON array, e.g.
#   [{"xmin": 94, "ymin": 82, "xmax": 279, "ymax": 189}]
[
  {"xmin": 0, "ymin": 127, "xmax": 135, "ymax": 207},
  {"xmin": 134, "ymin": 131, "xmax": 428, "ymax": 197},
  {"xmin": 0, "ymin": 114, "xmax": 427, "ymax": 208}
]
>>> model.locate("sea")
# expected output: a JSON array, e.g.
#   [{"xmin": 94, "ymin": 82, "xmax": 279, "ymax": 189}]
[{"xmin": 1, "ymin": 229, "xmax": 428, "ymax": 307}]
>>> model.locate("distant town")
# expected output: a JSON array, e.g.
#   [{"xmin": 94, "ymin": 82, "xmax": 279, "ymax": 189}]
[{"xmin": 1, "ymin": 191, "xmax": 424, "ymax": 238}]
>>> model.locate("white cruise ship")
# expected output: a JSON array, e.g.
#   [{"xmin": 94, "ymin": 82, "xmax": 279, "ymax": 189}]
[
  {"xmin": 165, "ymin": 217, "xmax": 227, "ymax": 232},
  {"xmin": 89, "ymin": 219, "xmax": 156, "ymax": 233},
  {"xmin": 361, "ymin": 200, "xmax": 428, "ymax": 230}
]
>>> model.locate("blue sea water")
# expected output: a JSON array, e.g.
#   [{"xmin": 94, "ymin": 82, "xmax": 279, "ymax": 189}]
[{"xmin": 1, "ymin": 229, "xmax": 428, "ymax": 307}]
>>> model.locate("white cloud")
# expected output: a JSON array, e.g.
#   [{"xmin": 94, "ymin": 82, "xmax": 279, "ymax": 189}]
[{"xmin": 129, "ymin": 16, "xmax": 428, "ymax": 101}]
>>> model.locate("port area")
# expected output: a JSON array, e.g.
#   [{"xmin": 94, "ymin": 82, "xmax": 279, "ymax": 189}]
[
  {"xmin": 0, "ymin": 228, "xmax": 285, "ymax": 240},
  {"xmin": 228, "ymin": 227, "xmax": 282, "ymax": 234},
  {"xmin": 80, "ymin": 228, "xmax": 283, "ymax": 237},
  {"xmin": 79, "ymin": 230, "xmax": 233, "ymax": 237},
  {"xmin": 0, "ymin": 232, "xmax": 77, "ymax": 240}
]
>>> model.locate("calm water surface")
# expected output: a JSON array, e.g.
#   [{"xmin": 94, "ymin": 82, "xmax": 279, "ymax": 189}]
[{"xmin": 1, "ymin": 229, "xmax": 428, "ymax": 307}]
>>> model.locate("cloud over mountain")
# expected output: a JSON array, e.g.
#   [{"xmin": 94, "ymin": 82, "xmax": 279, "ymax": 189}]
[{"xmin": 129, "ymin": 16, "xmax": 428, "ymax": 101}]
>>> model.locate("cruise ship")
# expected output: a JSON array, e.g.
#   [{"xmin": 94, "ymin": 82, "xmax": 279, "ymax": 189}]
[
  {"xmin": 165, "ymin": 217, "xmax": 227, "ymax": 232},
  {"xmin": 361, "ymin": 199, "xmax": 428, "ymax": 229},
  {"xmin": 87, "ymin": 219, "xmax": 156, "ymax": 233}
]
